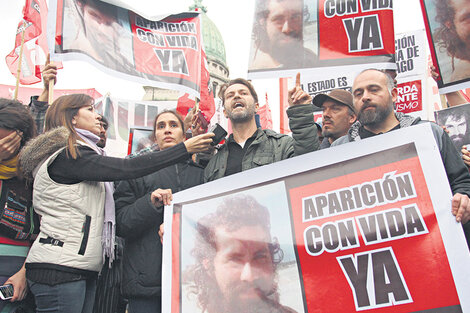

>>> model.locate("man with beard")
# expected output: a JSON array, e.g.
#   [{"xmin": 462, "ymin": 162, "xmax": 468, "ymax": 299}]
[
  {"xmin": 204, "ymin": 75, "xmax": 319, "ymax": 182},
  {"xmin": 62, "ymin": 0, "xmax": 135, "ymax": 73},
  {"xmin": 188, "ymin": 194, "xmax": 297, "ymax": 313},
  {"xmin": 439, "ymin": 110, "xmax": 470, "ymax": 150},
  {"xmin": 249, "ymin": 0, "xmax": 316, "ymax": 70},
  {"xmin": 312, "ymin": 89, "xmax": 356, "ymax": 149},
  {"xmin": 332, "ymin": 69, "xmax": 470, "ymax": 245}
]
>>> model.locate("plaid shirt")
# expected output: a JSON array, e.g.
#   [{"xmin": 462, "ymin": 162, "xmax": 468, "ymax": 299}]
[{"xmin": 28, "ymin": 96, "xmax": 49, "ymax": 134}]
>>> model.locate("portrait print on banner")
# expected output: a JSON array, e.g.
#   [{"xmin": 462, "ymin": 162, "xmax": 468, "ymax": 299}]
[
  {"xmin": 420, "ymin": 0, "xmax": 470, "ymax": 93},
  {"xmin": 163, "ymin": 124, "xmax": 470, "ymax": 313},
  {"xmin": 434, "ymin": 103, "xmax": 470, "ymax": 151},
  {"xmin": 248, "ymin": 0, "xmax": 396, "ymax": 80}
]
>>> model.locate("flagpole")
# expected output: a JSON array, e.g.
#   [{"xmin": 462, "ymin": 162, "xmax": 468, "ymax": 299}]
[
  {"xmin": 14, "ymin": 21, "xmax": 27, "ymax": 100},
  {"xmin": 48, "ymin": 61, "xmax": 54, "ymax": 104}
]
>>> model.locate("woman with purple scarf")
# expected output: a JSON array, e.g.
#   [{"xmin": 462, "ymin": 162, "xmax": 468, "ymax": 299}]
[{"xmin": 17, "ymin": 94, "xmax": 214, "ymax": 313}]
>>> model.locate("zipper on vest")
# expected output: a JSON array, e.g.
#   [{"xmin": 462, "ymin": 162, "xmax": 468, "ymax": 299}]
[{"xmin": 78, "ymin": 215, "xmax": 92, "ymax": 255}]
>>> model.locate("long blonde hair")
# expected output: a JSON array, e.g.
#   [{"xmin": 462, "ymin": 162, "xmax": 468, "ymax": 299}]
[{"xmin": 45, "ymin": 94, "xmax": 94, "ymax": 159}]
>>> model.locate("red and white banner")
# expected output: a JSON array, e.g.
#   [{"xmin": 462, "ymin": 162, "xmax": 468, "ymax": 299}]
[
  {"xmin": 395, "ymin": 80, "xmax": 422, "ymax": 114},
  {"xmin": 248, "ymin": 0, "xmax": 395, "ymax": 80},
  {"xmin": 0, "ymin": 84, "xmax": 101, "ymax": 105},
  {"xmin": 163, "ymin": 123, "xmax": 470, "ymax": 313},
  {"xmin": 49, "ymin": 0, "xmax": 205, "ymax": 97}
]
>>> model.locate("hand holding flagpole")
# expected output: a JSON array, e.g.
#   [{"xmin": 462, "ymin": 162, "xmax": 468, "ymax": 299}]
[{"xmin": 38, "ymin": 54, "xmax": 58, "ymax": 104}]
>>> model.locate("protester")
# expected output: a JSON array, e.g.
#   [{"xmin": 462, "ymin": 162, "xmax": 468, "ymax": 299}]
[
  {"xmin": 29, "ymin": 55, "xmax": 58, "ymax": 134},
  {"xmin": 114, "ymin": 110, "xmax": 205, "ymax": 313},
  {"xmin": 188, "ymin": 194, "xmax": 297, "ymax": 313},
  {"xmin": 204, "ymin": 74, "xmax": 319, "ymax": 182},
  {"xmin": 332, "ymin": 69, "xmax": 470, "ymax": 243},
  {"xmin": 250, "ymin": 0, "xmax": 316, "ymax": 70},
  {"xmin": 0, "ymin": 99, "xmax": 38, "ymax": 313},
  {"xmin": 97, "ymin": 115, "xmax": 108, "ymax": 148},
  {"xmin": 18, "ymin": 94, "xmax": 213, "ymax": 313},
  {"xmin": 312, "ymin": 89, "xmax": 356, "ymax": 149}
]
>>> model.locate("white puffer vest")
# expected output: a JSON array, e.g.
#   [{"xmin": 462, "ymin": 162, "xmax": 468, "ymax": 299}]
[{"xmin": 26, "ymin": 146, "xmax": 105, "ymax": 272}]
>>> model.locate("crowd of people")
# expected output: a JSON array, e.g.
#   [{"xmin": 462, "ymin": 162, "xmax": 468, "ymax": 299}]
[{"xmin": 1, "ymin": 54, "xmax": 470, "ymax": 313}]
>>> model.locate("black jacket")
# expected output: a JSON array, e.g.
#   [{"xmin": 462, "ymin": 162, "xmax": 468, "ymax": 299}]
[{"xmin": 114, "ymin": 160, "xmax": 204, "ymax": 298}]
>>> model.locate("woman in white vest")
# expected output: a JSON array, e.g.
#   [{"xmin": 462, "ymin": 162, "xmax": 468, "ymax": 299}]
[{"xmin": 18, "ymin": 94, "xmax": 213, "ymax": 313}]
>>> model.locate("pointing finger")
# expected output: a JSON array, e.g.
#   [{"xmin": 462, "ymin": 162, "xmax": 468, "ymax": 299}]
[{"xmin": 295, "ymin": 72, "xmax": 301, "ymax": 88}]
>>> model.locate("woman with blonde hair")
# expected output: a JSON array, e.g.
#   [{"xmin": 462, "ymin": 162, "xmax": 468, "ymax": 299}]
[{"xmin": 19, "ymin": 94, "xmax": 213, "ymax": 313}]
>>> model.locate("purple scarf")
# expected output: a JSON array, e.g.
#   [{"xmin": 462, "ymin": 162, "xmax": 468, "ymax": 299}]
[{"xmin": 75, "ymin": 128, "xmax": 115, "ymax": 265}]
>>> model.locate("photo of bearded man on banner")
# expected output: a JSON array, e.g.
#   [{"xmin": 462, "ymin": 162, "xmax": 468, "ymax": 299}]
[
  {"xmin": 249, "ymin": 0, "xmax": 317, "ymax": 71},
  {"xmin": 177, "ymin": 183, "xmax": 305, "ymax": 313},
  {"xmin": 421, "ymin": 0, "xmax": 470, "ymax": 91},
  {"xmin": 61, "ymin": 0, "xmax": 135, "ymax": 73}
]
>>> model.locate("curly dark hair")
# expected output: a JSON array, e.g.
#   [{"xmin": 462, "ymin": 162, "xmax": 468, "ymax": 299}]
[
  {"xmin": 433, "ymin": 0, "xmax": 469, "ymax": 67},
  {"xmin": 0, "ymin": 98, "xmax": 36, "ymax": 148},
  {"xmin": 188, "ymin": 194, "xmax": 284, "ymax": 313}
]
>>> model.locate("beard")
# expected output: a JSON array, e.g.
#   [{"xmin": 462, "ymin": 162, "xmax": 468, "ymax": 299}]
[
  {"xmin": 226, "ymin": 105, "xmax": 257, "ymax": 123},
  {"xmin": 204, "ymin": 279, "xmax": 281, "ymax": 313},
  {"xmin": 450, "ymin": 134, "xmax": 466, "ymax": 148},
  {"xmin": 268, "ymin": 35, "xmax": 304, "ymax": 66},
  {"xmin": 358, "ymin": 102, "xmax": 393, "ymax": 127}
]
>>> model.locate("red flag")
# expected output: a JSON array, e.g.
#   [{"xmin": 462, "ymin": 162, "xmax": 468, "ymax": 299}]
[
  {"xmin": 176, "ymin": 50, "xmax": 215, "ymax": 121},
  {"xmin": 258, "ymin": 93, "xmax": 273, "ymax": 130},
  {"xmin": 176, "ymin": 93, "xmax": 196, "ymax": 118},
  {"xmin": 5, "ymin": 0, "xmax": 61, "ymax": 85}
]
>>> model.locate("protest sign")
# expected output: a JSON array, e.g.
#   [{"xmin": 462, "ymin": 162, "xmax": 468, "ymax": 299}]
[
  {"xmin": 395, "ymin": 30, "xmax": 426, "ymax": 79},
  {"xmin": 163, "ymin": 123, "xmax": 470, "ymax": 313},
  {"xmin": 420, "ymin": 0, "xmax": 470, "ymax": 93},
  {"xmin": 434, "ymin": 103, "xmax": 470, "ymax": 151},
  {"xmin": 48, "ymin": 0, "xmax": 205, "ymax": 97},
  {"xmin": 395, "ymin": 79, "xmax": 422, "ymax": 114},
  {"xmin": 248, "ymin": 0, "xmax": 396, "ymax": 80}
]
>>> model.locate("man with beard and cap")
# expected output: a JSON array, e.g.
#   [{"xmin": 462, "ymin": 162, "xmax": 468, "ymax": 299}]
[
  {"xmin": 312, "ymin": 89, "xmax": 357, "ymax": 149},
  {"xmin": 249, "ymin": 0, "xmax": 316, "ymax": 70},
  {"xmin": 188, "ymin": 194, "xmax": 297, "ymax": 313},
  {"xmin": 204, "ymin": 74, "xmax": 319, "ymax": 182},
  {"xmin": 332, "ymin": 68, "xmax": 470, "ymax": 246}
]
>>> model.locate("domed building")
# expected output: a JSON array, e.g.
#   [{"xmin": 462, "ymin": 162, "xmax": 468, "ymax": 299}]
[{"xmin": 142, "ymin": 0, "xmax": 229, "ymax": 101}]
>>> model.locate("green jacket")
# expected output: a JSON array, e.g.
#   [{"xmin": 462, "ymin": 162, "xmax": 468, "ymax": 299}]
[{"xmin": 204, "ymin": 104, "xmax": 318, "ymax": 182}]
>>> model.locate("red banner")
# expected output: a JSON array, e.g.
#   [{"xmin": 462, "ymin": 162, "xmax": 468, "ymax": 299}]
[
  {"xmin": 319, "ymin": 0, "xmax": 394, "ymax": 60},
  {"xmin": 395, "ymin": 80, "xmax": 422, "ymax": 114},
  {"xmin": 163, "ymin": 124, "xmax": 470, "ymax": 313}
]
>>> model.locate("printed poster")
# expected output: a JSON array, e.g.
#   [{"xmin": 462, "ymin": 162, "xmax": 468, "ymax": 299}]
[
  {"xmin": 48, "ymin": 0, "xmax": 204, "ymax": 96},
  {"xmin": 248, "ymin": 0, "xmax": 396, "ymax": 80},
  {"xmin": 163, "ymin": 123, "xmax": 470, "ymax": 313}
]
